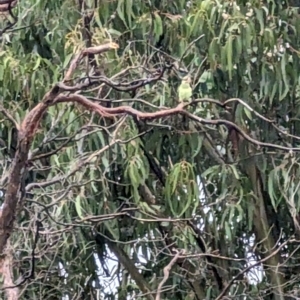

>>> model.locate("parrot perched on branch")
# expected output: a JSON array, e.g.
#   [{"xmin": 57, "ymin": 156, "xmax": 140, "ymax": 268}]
[{"xmin": 178, "ymin": 75, "xmax": 192, "ymax": 102}]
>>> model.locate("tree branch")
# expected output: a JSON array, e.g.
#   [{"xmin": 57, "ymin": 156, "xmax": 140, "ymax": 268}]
[
  {"xmin": 155, "ymin": 249, "xmax": 181, "ymax": 300},
  {"xmin": 215, "ymin": 239, "xmax": 293, "ymax": 300},
  {"xmin": 106, "ymin": 238, "xmax": 154, "ymax": 300}
]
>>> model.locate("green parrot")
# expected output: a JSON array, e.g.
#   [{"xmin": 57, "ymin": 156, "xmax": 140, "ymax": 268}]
[{"xmin": 178, "ymin": 75, "xmax": 192, "ymax": 102}]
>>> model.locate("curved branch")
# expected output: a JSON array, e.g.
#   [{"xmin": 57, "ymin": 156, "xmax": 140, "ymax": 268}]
[
  {"xmin": 182, "ymin": 110, "xmax": 300, "ymax": 152},
  {"xmin": 53, "ymin": 93, "xmax": 185, "ymax": 119},
  {"xmin": 1, "ymin": 80, "xmax": 300, "ymax": 259},
  {"xmin": 54, "ymin": 93, "xmax": 300, "ymax": 152},
  {"xmin": 63, "ymin": 43, "xmax": 119, "ymax": 82},
  {"xmin": 0, "ymin": 104, "xmax": 20, "ymax": 130},
  {"xmin": 155, "ymin": 250, "xmax": 181, "ymax": 300},
  {"xmin": 0, "ymin": 86, "xmax": 61, "ymax": 255},
  {"xmin": 215, "ymin": 239, "xmax": 293, "ymax": 300}
]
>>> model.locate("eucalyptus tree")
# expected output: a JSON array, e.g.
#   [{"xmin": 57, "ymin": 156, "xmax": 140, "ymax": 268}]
[{"xmin": 1, "ymin": 0, "xmax": 300, "ymax": 299}]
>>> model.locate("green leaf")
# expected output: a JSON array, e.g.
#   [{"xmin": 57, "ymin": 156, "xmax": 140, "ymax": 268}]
[
  {"xmin": 63, "ymin": 53, "xmax": 73, "ymax": 69},
  {"xmin": 225, "ymin": 222, "xmax": 232, "ymax": 241},
  {"xmin": 117, "ymin": 0, "xmax": 127, "ymax": 28},
  {"xmin": 279, "ymin": 54, "xmax": 289, "ymax": 101},
  {"xmin": 153, "ymin": 13, "xmax": 163, "ymax": 43},
  {"xmin": 32, "ymin": 56, "xmax": 42, "ymax": 70},
  {"xmin": 75, "ymin": 195, "xmax": 83, "ymax": 219},
  {"xmin": 268, "ymin": 169, "xmax": 277, "ymax": 211},
  {"xmin": 227, "ymin": 35, "xmax": 233, "ymax": 81},
  {"xmin": 243, "ymin": 106, "xmax": 253, "ymax": 120},
  {"xmin": 254, "ymin": 7, "xmax": 265, "ymax": 35}
]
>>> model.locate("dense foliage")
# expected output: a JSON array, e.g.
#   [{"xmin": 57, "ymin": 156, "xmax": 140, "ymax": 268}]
[{"xmin": 1, "ymin": 0, "xmax": 300, "ymax": 299}]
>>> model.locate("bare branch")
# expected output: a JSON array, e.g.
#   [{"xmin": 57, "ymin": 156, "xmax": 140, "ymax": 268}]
[
  {"xmin": 2, "ymin": 83, "xmax": 299, "ymax": 258},
  {"xmin": 0, "ymin": 0, "xmax": 17, "ymax": 12},
  {"xmin": 0, "ymin": 103, "xmax": 20, "ymax": 130},
  {"xmin": 182, "ymin": 110, "xmax": 300, "ymax": 152},
  {"xmin": 106, "ymin": 238, "xmax": 155, "ymax": 300},
  {"xmin": 63, "ymin": 43, "xmax": 119, "ymax": 82},
  {"xmin": 155, "ymin": 249, "xmax": 181, "ymax": 300},
  {"xmin": 215, "ymin": 239, "xmax": 294, "ymax": 300}
]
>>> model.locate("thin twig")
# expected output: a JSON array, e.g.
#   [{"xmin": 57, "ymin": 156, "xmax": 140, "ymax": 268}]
[
  {"xmin": 155, "ymin": 249, "xmax": 182, "ymax": 300},
  {"xmin": 215, "ymin": 239, "xmax": 294, "ymax": 300},
  {"xmin": 63, "ymin": 43, "xmax": 119, "ymax": 82},
  {"xmin": 0, "ymin": 104, "xmax": 20, "ymax": 130}
]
